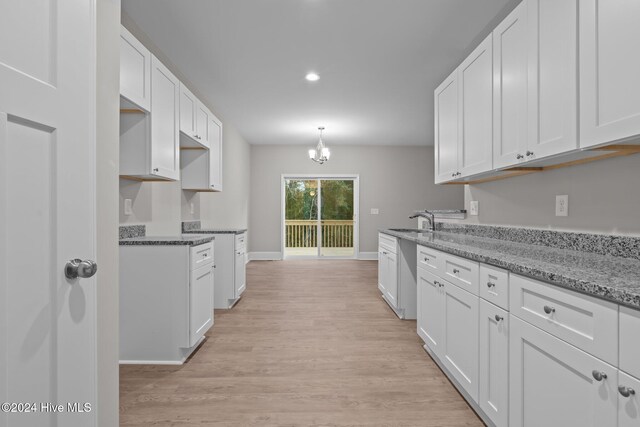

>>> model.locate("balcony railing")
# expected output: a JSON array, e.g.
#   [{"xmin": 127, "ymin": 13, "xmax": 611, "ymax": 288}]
[{"xmin": 285, "ymin": 219, "xmax": 354, "ymax": 248}]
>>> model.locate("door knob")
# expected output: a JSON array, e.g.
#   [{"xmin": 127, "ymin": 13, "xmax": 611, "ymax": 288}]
[
  {"xmin": 619, "ymin": 386, "xmax": 636, "ymax": 397},
  {"xmin": 592, "ymin": 370, "xmax": 607, "ymax": 381},
  {"xmin": 65, "ymin": 259, "xmax": 98, "ymax": 279}
]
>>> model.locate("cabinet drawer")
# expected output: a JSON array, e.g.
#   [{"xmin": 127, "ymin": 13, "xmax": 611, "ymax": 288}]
[
  {"xmin": 378, "ymin": 233, "xmax": 397, "ymax": 254},
  {"xmin": 190, "ymin": 242, "xmax": 214, "ymax": 270},
  {"xmin": 510, "ymin": 274, "xmax": 618, "ymax": 365},
  {"xmin": 417, "ymin": 245, "xmax": 442, "ymax": 275},
  {"xmin": 620, "ymin": 306, "xmax": 640, "ymax": 380},
  {"xmin": 442, "ymin": 252, "xmax": 479, "ymax": 295},
  {"xmin": 479, "ymin": 265, "xmax": 509, "ymax": 310},
  {"xmin": 235, "ymin": 233, "xmax": 246, "ymax": 250}
]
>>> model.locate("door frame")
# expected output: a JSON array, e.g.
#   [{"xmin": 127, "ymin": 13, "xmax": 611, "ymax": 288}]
[{"xmin": 281, "ymin": 174, "xmax": 359, "ymax": 260}]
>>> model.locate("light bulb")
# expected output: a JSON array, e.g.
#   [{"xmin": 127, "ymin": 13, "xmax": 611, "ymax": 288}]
[
  {"xmin": 308, "ymin": 149, "xmax": 316, "ymax": 159},
  {"xmin": 322, "ymin": 147, "xmax": 331, "ymax": 159}
]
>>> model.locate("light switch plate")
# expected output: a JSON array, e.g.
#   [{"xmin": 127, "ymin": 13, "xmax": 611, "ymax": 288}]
[
  {"xmin": 555, "ymin": 195, "xmax": 568, "ymax": 216},
  {"xmin": 469, "ymin": 200, "xmax": 479, "ymax": 216},
  {"xmin": 124, "ymin": 199, "xmax": 132, "ymax": 216},
  {"xmin": 370, "ymin": 208, "xmax": 379, "ymax": 215}
]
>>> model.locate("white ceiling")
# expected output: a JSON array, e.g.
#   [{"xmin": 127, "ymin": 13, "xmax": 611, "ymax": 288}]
[{"xmin": 123, "ymin": 0, "xmax": 518, "ymax": 146}]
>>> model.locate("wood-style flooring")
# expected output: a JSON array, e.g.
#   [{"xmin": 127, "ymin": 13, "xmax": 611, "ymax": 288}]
[{"xmin": 120, "ymin": 260, "xmax": 483, "ymax": 426}]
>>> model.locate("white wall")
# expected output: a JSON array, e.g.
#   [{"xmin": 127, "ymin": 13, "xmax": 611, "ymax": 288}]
[
  {"xmin": 249, "ymin": 145, "xmax": 464, "ymax": 255},
  {"xmin": 462, "ymin": 154, "xmax": 640, "ymax": 235},
  {"xmin": 97, "ymin": 0, "xmax": 120, "ymax": 424},
  {"xmin": 119, "ymin": 13, "xmax": 251, "ymax": 235}
]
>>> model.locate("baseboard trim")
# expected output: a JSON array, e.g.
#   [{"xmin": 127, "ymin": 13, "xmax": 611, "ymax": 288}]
[
  {"xmin": 248, "ymin": 251, "xmax": 283, "ymax": 261},
  {"xmin": 358, "ymin": 252, "xmax": 378, "ymax": 260}
]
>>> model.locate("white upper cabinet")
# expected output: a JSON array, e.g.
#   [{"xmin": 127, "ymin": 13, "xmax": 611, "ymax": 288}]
[
  {"xmin": 180, "ymin": 83, "xmax": 210, "ymax": 148},
  {"xmin": 526, "ymin": 0, "xmax": 578, "ymax": 159},
  {"xmin": 493, "ymin": 2, "xmax": 528, "ymax": 168},
  {"xmin": 180, "ymin": 112, "xmax": 223, "ymax": 192},
  {"xmin": 434, "ymin": 70, "xmax": 460, "ymax": 183},
  {"xmin": 580, "ymin": 0, "xmax": 640, "ymax": 148},
  {"xmin": 458, "ymin": 34, "xmax": 494, "ymax": 177},
  {"xmin": 120, "ymin": 26, "xmax": 151, "ymax": 112},
  {"xmin": 209, "ymin": 116, "xmax": 223, "ymax": 191},
  {"xmin": 150, "ymin": 56, "xmax": 180, "ymax": 180}
]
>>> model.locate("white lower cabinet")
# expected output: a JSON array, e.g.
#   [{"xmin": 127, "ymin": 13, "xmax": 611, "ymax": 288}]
[
  {"xmin": 235, "ymin": 244, "xmax": 247, "ymax": 297},
  {"xmin": 417, "ymin": 268, "xmax": 445, "ymax": 355},
  {"xmin": 442, "ymin": 280, "xmax": 479, "ymax": 403},
  {"xmin": 509, "ymin": 315, "xmax": 617, "ymax": 427},
  {"xmin": 385, "ymin": 251, "xmax": 398, "ymax": 307},
  {"xmin": 189, "ymin": 264, "xmax": 214, "ymax": 347},
  {"xmin": 377, "ymin": 245, "xmax": 386, "ymax": 293},
  {"xmin": 618, "ymin": 371, "xmax": 640, "ymax": 427},
  {"xmin": 479, "ymin": 299, "xmax": 509, "ymax": 427}
]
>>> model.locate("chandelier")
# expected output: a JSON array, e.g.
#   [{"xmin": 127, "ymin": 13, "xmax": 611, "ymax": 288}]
[{"xmin": 308, "ymin": 126, "xmax": 331, "ymax": 164}]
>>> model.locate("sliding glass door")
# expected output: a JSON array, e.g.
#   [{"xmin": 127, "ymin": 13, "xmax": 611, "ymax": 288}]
[{"xmin": 283, "ymin": 176, "xmax": 358, "ymax": 259}]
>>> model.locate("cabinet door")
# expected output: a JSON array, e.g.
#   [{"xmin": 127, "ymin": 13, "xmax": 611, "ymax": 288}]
[
  {"xmin": 195, "ymin": 103, "xmax": 210, "ymax": 148},
  {"xmin": 120, "ymin": 26, "xmax": 151, "ymax": 112},
  {"xmin": 209, "ymin": 117, "xmax": 223, "ymax": 191},
  {"xmin": 150, "ymin": 56, "xmax": 180, "ymax": 180},
  {"xmin": 509, "ymin": 316, "xmax": 617, "ymax": 427},
  {"xmin": 527, "ymin": 0, "xmax": 578, "ymax": 160},
  {"xmin": 179, "ymin": 83, "xmax": 197, "ymax": 139},
  {"xmin": 434, "ymin": 70, "xmax": 459, "ymax": 183},
  {"xmin": 458, "ymin": 34, "xmax": 493, "ymax": 178},
  {"xmin": 442, "ymin": 281, "xmax": 479, "ymax": 402},
  {"xmin": 493, "ymin": 2, "xmax": 528, "ymax": 169},
  {"xmin": 385, "ymin": 252, "xmax": 398, "ymax": 308},
  {"xmin": 618, "ymin": 371, "xmax": 640, "ymax": 427},
  {"xmin": 580, "ymin": 0, "xmax": 640, "ymax": 147},
  {"xmin": 377, "ymin": 247, "xmax": 387, "ymax": 293},
  {"xmin": 479, "ymin": 300, "xmax": 509, "ymax": 427},
  {"xmin": 235, "ymin": 248, "xmax": 246, "ymax": 298},
  {"xmin": 417, "ymin": 270, "xmax": 444, "ymax": 357},
  {"xmin": 190, "ymin": 264, "xmax": 214, "ymax": 347}
]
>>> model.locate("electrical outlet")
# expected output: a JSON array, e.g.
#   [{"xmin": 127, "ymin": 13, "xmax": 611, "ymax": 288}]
[
  {"xmin": 124, "ymin": 199, "xmax": 132, "ymax": 216},
  {"xmin": 555, "ymin": 195, "xmax": 568, "ymax": 217},
  {"xmin": 469, "ymin": 200, "xmax": 479, "ymax": 216},
  {"xmin": 370, "ymin": 208, "xmax": 379, "ymax": 215}
]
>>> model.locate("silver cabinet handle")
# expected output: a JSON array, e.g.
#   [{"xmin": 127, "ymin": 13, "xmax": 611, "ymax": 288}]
[
  {"xmin": 434, "ymin": 280, "xmax": 444, "ymax": 288},
  {"xmin": 526, "ymin": 150, "xmax": 534, "ymax": 156},
  {"xmin": 619, "ymin": 386, "xmax": 636, "ymax": 397},
  {"xmin": 452, "ymin": 268, "xmax": 460, "ymax": 274},
  {"xmin": 592, "ymin": 370, "xmax": 607, "ymax": 381},
  {"xmin": 487, "ymin": 282, "xmax": 496, "ymax": 288},
  {"xmin": 516, "ymin": 154, "xmax": 524, "ymax": 159},
  {"xmin": 451, "ymin": 173, "xmax": 456, "ymax": 178},
  {"xmin": 543, "ymin": 305, "xmax": 555, "ymax": 314},
  {"xmin": 495, "ymin": 314, "xmax": 503, "ymax": 322},
  {"xmin": 65, "ymin": 259, "xmax": 98, "ymax": 279},
  {"xmin": 423, "ymin": 257, "xmax": 429, "ymax": 262},
  {"xmin": 153, "ymin": 167, "xmax": 159, "ymax": 172}
]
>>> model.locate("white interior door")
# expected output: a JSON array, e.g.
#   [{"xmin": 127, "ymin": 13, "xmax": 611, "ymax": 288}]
[{"xmin": 0, "ymin": 1, "xmax": 97, "ymax": 426}]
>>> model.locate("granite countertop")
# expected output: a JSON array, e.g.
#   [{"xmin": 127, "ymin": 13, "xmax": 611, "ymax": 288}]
[
  {"xmin": 183, "ymin": 228, "xmax": 247, "ymax": 235},
  {"xmin": 119, "ymin": 234, "xmax": 215, "ymax": 246},
  {"xmin": 380, "ymin": 228, "xmax": 640, "ymax": 310}
]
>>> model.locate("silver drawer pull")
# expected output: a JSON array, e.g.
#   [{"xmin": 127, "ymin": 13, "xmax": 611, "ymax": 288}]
[
  {"xmin": 452, "ymin": 268, "xmax": 460, "ymax": 274},
  {"xmin": 543, "ymin": 305, "xmax": 555, "ymax": 314},
  {"xmin": 592, "ymin": 370, "xmax": 607, "ymax": 382},
  {"xmin": 619, "ymin": 386, "xmax": 636, "ymax": 397},
  {"xmin": 494, "ymin": 315, "xmax": 503, "ymax": 322},
  {"xmin": 423, "ymin": 257, "xmax": 429, "ymax": 262},
  {"xmin": 434, "ymin": 280, "xmax": 444, "ymax": 288},
  {"xmin": 487, "ymin": 282, "xmax": 496, "ymax": 288}
]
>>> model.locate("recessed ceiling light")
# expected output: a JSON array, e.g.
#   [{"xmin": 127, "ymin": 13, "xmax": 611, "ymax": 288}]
[{"xmin": 305, "ymin": 72, "xmax": 320, "ymax": 82}]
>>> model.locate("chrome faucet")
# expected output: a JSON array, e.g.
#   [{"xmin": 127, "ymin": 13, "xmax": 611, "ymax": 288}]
[{"xmin": 409, "ymin": 210, "xmax": 436, "ymax": 232}]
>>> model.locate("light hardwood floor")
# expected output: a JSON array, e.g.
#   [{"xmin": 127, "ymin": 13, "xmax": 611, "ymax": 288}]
[{"xmin": 120, "ymin": 260, "xmax": 483, "ymax": 426}]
